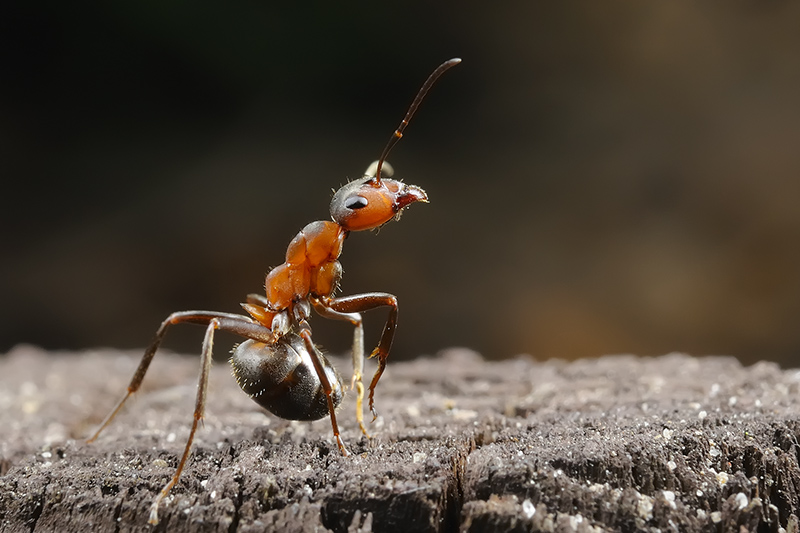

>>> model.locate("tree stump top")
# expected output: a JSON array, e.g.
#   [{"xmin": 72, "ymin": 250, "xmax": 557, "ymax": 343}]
[{"xmin": 1, "ymin": 345, "xmax": 799, "ymax": 532}]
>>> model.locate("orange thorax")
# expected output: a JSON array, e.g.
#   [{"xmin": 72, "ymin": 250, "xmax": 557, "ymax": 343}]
[{"xmin": 265, "ymin": 221, "xmax": 347, "ymax": 311}]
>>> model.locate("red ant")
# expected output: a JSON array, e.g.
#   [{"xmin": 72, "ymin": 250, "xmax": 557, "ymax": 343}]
[{"xmin": 86, "ymin": 58, "xmax": 461, "ymax": 524}]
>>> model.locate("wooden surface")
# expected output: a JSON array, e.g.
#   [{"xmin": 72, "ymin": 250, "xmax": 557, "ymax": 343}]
[{"xmin": 1, "ymin": 344, "xmax": 800, "ymax": 532}]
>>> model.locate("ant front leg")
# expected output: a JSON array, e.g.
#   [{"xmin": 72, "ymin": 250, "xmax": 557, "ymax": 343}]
[
  {"xmin": 86, "ymin": 310, "xmax": 273, "ymax": 525},
  {"xmin": 311, "ymin": 298, "xmax": 369, "ymax": 437},
  {"xmin": 326, "ymin": 293, "xmax": 398, "ymax": 420}
]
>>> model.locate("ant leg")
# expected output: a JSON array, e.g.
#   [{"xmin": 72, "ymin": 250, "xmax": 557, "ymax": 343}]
[
  {"xmin": 309, "ymin": 300, "xmax": 364, "ymax": 389},
  {"xmin": 298, "ymin": 327, "xmax": 350, "ymax": 456},
  {"xmin": 311, "ymin": 299, "xmax": 369, "ymax": 437},
  {"xmin": 87, "ymin": 311, "xmax": 270, "ymax": 444},
  {"xmin": 326, "ymin": 293, "xmax": 397, "ymax": 421},
  {"xmin": 86, "ymin": 311, "xmax": 272, "ymax": 525},
  {"xmin": 149, "ymin": 316, "xmax": 218, "ymax": 525}
]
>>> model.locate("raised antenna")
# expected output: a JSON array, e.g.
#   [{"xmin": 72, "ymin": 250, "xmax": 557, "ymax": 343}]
[{"xmin": 374, "ymin": 58, "xmax": 461, "ymax": 185}]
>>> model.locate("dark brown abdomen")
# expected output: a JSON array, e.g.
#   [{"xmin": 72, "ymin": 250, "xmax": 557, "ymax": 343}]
[{"xmin": 230, "ymin": 335, "xmax": 343, "ymax": 421}]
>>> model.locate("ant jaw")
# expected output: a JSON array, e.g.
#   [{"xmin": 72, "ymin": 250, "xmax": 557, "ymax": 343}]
[
  {"xmin": 390, "ymin": 183, "xmax": 428, "ymax": 225},
  {"xmin": 395, "ymin": 183, "xmax": 428, "ymax": 211}
]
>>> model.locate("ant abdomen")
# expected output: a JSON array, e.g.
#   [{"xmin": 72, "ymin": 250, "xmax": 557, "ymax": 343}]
[{"xmin": 230, "ymin": 334, "xmax": 344, "ymax": 421}]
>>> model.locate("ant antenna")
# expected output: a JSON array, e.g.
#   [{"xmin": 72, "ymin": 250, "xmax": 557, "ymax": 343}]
[{"xmin": 373, "ymin": 58, "xmax": 461, "ymax": 185}]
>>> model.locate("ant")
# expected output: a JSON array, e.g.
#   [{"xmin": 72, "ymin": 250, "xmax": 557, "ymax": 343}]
[{"xmin": 86, "ymin": 58, "xmax": 461, "ymax": 525}]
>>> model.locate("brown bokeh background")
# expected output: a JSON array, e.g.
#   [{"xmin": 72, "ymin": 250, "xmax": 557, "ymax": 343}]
[{"xmin": 2, "ymin": 3, "xmax": 799, "ymax": 366}]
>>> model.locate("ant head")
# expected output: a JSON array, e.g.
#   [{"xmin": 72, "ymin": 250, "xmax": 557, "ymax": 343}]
[
  {"xmin": 330, "ymin": 58, "xmax": 459, "ymax": 232},
  {"xmin": 330, "ymin": 161, "xmax": 428, "ymax": 232}
]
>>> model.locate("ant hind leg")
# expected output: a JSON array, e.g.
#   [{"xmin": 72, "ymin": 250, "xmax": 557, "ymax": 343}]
[{"xmin": 86, "ymin": 310, "xmax": 273, "ymax": 525}]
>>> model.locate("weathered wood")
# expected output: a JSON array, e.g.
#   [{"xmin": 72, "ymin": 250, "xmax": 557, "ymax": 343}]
[{"xmin": 1, "ymin": 345, "xmax": 799, "ymax": 532}]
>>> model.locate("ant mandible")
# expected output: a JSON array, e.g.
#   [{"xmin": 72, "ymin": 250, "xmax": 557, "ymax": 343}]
[{"xmin": 86, "ymin": 57, "xmax": 461, "ymax": 525}]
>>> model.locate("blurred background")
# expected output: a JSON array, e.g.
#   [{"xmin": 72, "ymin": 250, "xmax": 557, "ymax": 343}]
[{"xmin": 2, "ymin": 2, "xmax": 799, "ymax": 366}]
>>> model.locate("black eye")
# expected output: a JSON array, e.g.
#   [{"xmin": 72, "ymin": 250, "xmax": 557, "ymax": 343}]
[{"xmin": 345, "ymin": 196, "xmax": 368, "ymax": 210}]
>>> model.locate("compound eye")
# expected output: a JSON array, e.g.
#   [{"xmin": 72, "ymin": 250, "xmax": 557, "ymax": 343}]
[{"xmin": 345, "ymin": 195, "xmax": 368, "ymax": 210}]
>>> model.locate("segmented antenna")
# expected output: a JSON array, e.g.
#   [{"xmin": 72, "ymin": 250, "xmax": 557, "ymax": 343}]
[{"xmin": 374, "ymin": 58, "xmax": 462, "ymax": 185}]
